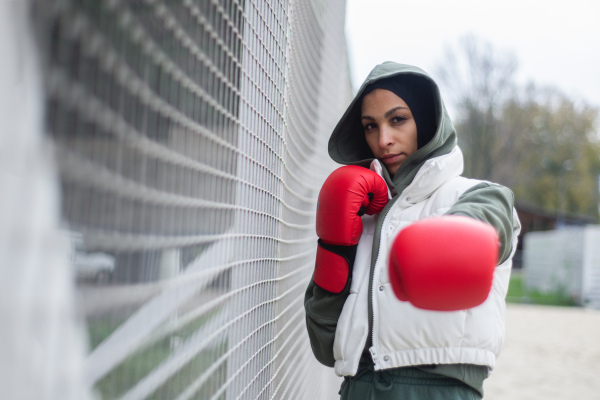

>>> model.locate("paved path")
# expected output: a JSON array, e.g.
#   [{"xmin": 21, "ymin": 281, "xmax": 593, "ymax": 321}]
[{"xmin": 484, "ymin": 304, "xmax": 600, "ymax": 399}]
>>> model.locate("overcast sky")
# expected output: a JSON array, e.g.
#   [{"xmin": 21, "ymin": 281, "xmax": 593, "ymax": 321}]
[{"xmin": 345, "ymin": 0, "xmax": 600, "ymax": 114}]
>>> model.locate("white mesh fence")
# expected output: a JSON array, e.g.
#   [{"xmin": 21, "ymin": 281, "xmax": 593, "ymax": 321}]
[{"xmin": 1, "ymin": 0, "xmax": 353, "ymax": 398}]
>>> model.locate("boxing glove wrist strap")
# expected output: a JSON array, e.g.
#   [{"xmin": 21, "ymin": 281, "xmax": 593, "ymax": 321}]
[{"xmin": 313, "ymin": 239, "xmax": 357, "ymax": 294}]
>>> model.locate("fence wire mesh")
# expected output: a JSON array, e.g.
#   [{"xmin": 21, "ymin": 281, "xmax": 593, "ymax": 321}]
[{"xmin": 27, "ymin": 0, "xmax": 352, "ymax": 398}]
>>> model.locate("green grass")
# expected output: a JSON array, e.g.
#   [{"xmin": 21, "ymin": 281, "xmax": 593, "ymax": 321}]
[
  {"xmin": 88, "ymin": 308, "xmax": 227, "ymax": 399},
  {"xmin": 94, "ymin": 339, "xmax": 227, "ymax": 400},
  {"xmin": 506, "ymin": 272, "xmax": 577, "ymax": 307}
]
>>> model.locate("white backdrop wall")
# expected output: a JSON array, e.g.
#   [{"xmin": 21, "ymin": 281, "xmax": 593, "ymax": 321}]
[{"xmin": 524, "ymin": 226, "xmax": 600, "ymax": 309}]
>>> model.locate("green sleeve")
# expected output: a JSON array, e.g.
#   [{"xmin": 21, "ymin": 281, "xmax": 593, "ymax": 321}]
[
  {"xmin": 304, "ymin": 276, "xmax": 351, "ymax": 367},
  {"xmin": 446, "ymin": 182, "xmax": 515, "ymax": 263}
]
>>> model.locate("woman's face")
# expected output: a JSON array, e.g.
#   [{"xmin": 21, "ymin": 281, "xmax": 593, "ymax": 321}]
[{"xmin": 361, "ymin": 89, "xmax": 418, "ymax": 176}]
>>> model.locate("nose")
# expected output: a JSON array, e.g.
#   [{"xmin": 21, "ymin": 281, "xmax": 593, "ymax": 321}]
[{"xmin": 378, "ymin": 125, "xmax": 394, "ymax": 148}]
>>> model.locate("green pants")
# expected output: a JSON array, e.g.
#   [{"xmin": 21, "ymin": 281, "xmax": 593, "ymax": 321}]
[{"xmin": 339, "ymin": 367, "xmax": 482, "ymax": 400}]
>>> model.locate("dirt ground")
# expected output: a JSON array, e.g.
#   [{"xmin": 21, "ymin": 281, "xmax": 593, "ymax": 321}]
[{"xmin": 483, "ymin": 303, "xmax": 600, "ymax": 399}]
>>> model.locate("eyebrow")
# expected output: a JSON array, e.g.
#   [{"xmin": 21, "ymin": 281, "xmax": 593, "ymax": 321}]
[{"xmin": 361, "ymin": 106, "xmax": 409, "ymax": 121}]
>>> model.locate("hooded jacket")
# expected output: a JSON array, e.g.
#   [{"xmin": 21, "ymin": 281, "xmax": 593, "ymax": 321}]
[{"xmin": 304, "ymin": 62, "xmax": 521, "ymax": 393}]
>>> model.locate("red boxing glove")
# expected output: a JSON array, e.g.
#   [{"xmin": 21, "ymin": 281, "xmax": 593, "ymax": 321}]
[
  {"xmin": 388, "ymin": 216, "xmax": 499, "ymax": 311},
  {"xmin": 313, "ymin": 166, "xmax": 388, "ymax": 293}
]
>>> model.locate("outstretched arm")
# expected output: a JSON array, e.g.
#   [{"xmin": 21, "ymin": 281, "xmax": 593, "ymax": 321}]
[
  {"xmin": 446, "ymin": 182, "xmax": 515, "ymax": 263},
  {"xmin": 387, "ymin": 182, "xmax": 517, "ymax": 311}
]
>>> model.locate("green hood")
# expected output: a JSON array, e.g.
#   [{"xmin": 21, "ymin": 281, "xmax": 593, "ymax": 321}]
[{"xmin": 328, "ymin": 61, "xmax": 458, "ymax": 195}]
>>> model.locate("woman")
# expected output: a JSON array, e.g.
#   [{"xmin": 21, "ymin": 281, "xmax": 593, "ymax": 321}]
[{"xmin": 305, "ymin": 61, "xmax": 521, "ymax": 399}]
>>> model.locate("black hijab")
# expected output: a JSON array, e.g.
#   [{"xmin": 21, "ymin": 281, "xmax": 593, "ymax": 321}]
[{"xmin": 361, "ymin": 75, "xmax": 437, "ymax": 149}]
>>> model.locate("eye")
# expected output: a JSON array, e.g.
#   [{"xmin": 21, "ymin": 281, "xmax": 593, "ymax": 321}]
[
  {"xmin": 363, "ymin": 123, "xmax": 376, "ymax": 132},
  {"xmin": 391, "ymin": 115, "xmax": 407, "ymax": 124}
]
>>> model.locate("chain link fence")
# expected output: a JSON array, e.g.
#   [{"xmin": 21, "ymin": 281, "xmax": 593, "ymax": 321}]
[{"xmin": 1, "ymin": 0, "xmax": 352, "ymax": 398}]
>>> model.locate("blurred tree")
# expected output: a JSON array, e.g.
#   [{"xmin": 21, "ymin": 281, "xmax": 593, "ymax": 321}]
[
  {"xmin": 504, "ymin": 85, "xmax": 600, "ymax": 218},
  {"xmin": 435, "ymin": 34, "xmax": 518, "ymax": 182},
  {"xmin": 435, "ymin": 35, "xmax": 600, "ymax": 219}
]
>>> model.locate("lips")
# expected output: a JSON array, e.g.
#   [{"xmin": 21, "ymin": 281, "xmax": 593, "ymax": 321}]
[{"xmin": 382, "ymin": 154, "xmax": 404, "ymax": 164}]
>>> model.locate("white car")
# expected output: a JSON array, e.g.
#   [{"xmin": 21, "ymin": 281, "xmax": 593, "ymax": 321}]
[{"xmin": 69, "ymin": 232, "xmax": 115, "ymax": 284}]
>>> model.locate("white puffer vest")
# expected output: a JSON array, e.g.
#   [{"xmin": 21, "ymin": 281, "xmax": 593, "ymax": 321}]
[{"xmin": 333, "ymin": 147, "xmax": 521, "ymax": 377}]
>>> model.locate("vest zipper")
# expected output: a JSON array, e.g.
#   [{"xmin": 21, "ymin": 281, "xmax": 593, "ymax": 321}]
[{"xmin": 368, "ymin": 203, "xmax": 395, "ymax": 370}]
